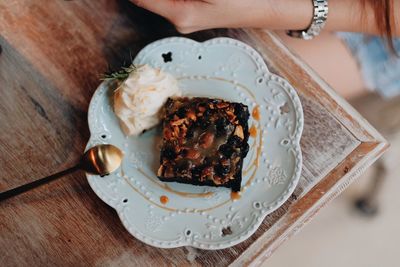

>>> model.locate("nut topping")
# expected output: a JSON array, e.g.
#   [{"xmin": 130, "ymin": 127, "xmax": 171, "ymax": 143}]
[
  {"xmin": 199, "ymin": 132, "xmax": 214, "ymax": 149},
  {"xmin": 171, "ymin": 118, "xmax": 187, "ymax": 126},
  {"xmin": 226, "ymin": 110, "xmax": 236, "ymax": 123},
  {"xmin": 216, "ymin": 102, "xmax": 229, "ymax": 109},
  {"xmin": 234, "ymin": 125, "xmax": 244, "ymax": 139},
  {"xmin": 185, "ymin": 149, "xmax": 201, "ymax": 160},
  {"xmin": 158, "ymin": 97, "xmax": 250, "ymax": 192},
  {"xmin": 187, "ymin": 111, "xmax": 197, "ymax": 121},
  {"xmin": 157, "ymin": 165, "xmax": 164, "ymax": 176}
]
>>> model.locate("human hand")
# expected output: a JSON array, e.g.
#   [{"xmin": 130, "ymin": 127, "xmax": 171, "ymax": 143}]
[{"xmin": 131, "ymin": 0, "xmax": 276, "ymax": 34}]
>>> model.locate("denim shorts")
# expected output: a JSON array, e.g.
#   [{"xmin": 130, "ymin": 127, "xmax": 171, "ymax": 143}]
[{"xmin": 337, "ymin": 32, "xmax": 400, "ymax": 98}]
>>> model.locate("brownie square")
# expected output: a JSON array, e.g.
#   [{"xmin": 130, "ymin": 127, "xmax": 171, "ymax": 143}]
[{"xmin": 157, "ymin": 97, "xmax": 250, "ymax": 192}]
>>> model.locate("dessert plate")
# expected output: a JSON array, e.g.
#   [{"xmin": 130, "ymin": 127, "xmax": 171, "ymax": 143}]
[{"xmin": 86, "ymin": 37, "xmax": 303, "ymax": 249}]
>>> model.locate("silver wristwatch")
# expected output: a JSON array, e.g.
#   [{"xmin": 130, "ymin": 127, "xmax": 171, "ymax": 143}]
[{"xmin": 287, "ymin": 0, "xmax": 329, "ymax": 40}]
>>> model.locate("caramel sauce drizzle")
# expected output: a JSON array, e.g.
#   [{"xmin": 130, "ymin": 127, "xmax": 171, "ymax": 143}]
[
  {"xmin": 244, "ymin": 129, "xmax": 262, "ymax": 187},
  {"xmin": 137, "ymin": 168, "xmax": 214, "ymax": 198},
  {"xmin": 249, "ymin": 125, "xmax": 257, "ymax": 137}
]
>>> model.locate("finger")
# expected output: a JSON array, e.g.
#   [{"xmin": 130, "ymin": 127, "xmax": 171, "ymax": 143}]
[{"xmin": 131, "ymin": 0, "xmax": 184, "ymax": 18}]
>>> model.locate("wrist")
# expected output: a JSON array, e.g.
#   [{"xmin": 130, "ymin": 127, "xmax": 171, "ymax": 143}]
[{"xmin": 260, "ymin": 0, "xmax": 314, "ymax": 30}]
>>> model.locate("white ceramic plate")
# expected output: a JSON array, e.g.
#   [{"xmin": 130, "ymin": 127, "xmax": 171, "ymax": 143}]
[{"xmin": 86, "ymin": 37, "xmax": 303, "ymax": 250}]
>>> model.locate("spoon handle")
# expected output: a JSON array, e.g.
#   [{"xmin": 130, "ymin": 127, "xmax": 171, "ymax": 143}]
[{"xmin": 0, "ymin": 164, "xmax": 81, "ymax": 201}]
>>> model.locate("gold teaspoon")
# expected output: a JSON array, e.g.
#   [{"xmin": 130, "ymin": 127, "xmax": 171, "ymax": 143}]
[{"xmin": 0, "ymin": 144, "xmax": 123, "ymax": 201}]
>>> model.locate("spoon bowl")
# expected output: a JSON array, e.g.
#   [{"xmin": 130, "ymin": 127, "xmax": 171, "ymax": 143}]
[{"xmin": 82, "ymin": 144, "xmax": 124, "ymax": 176}]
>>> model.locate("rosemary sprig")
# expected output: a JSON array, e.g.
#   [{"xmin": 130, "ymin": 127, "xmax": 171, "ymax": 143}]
[{"xmin": 101, "ymin": 64, "xmax": 137, "ymax": 82}]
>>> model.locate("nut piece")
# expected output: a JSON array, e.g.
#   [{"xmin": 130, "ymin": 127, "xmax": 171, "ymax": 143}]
[
  {"xmin": 164, "ymin": 166, "xmax": 174, "ymax": 178},
  {"xmin": 157, "ymin": 165, "xmax": 164, "ymax": 176},
  {"xmin": 213, "ymin": 176, "xmax": 222, "ymax": 185},
  {"xmin": 226, "ymin": 110, "xmax": 236, "ymax": 123},
  {"xmin": 171, "ymin": 118, "xmax": 187, "ymax": 126},
  {"xmin": 201, "ymin": 166, "xmax": 214, "ymax": 181},
  {"xmin": 199, "ymin": 132, "xmax": 214, "ymax": 148},
  {"xmin": 216, "ymin": 102, "xmax": 229, "ymax": 109},
  {"xmin": 180, "ymin": 124, "xmax": 188, "ymax": 138},
  {"xmin": 187, "ymin": 111, "xmax": 197, "ymax": 121},
  {"xmin": 173, "ymin": 126, "xmax": 180, "ymax": 137},
  {"xmin": 185, "ymin": 149, "xmax": 200, "ymax": 160},
  {"xmin": 234, "ymin": 125, "xmax": 244, "ymax": 139},
  {"xmin": 163, "ymin": 127, "xmax": 173, "ymax": 140}
]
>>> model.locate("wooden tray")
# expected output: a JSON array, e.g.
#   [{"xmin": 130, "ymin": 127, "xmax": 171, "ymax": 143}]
[{"xmin": 0, "ymin": 1, "xmax": 388, "ymax": 266}]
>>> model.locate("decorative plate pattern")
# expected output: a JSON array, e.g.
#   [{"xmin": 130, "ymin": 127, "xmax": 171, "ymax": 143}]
[{"xmin": 85, "ymin": 37, "xmax": 303, "ymax": 249}]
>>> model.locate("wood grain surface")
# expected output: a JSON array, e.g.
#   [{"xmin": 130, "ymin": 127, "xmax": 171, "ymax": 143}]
[{"xmin": 0, "ymin": 1, "xmax": 388, "ymax": 266}]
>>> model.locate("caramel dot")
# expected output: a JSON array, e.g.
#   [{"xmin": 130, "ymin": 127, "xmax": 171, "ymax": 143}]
[
  {"xmin": 160, "ymin": 195, "xmax": 169, "ymax": 204},
  {"xmin": 230, "ymin": 191, "xmax": 241, "ymax": 200},
  {"xmin": 252, "ymin": 106, "xmax": 260, "ymax": 121},
  {"xmin": 249, "ymin": 125, "xmax": 257, "ymax": 137}
]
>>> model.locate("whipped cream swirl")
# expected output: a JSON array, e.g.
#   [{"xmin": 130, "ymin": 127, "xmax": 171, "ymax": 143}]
[{"xmin": 114, "ymin": 64, "xmax": 181, "ymax": 136}]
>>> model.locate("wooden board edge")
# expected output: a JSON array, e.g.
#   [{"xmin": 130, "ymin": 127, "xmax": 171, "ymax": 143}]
[
  {"xmin": 240, "ymin": 29, "xmax": 386, "ymax": 144},
  {"xmin": 230, "ymin": 140, "xmax": 389, "ymax": 266}
]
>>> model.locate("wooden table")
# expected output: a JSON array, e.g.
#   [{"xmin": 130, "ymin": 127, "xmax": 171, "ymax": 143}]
[{"xmin": 0, "ymin": 1, "xmax": 388, "ymax": 266}]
